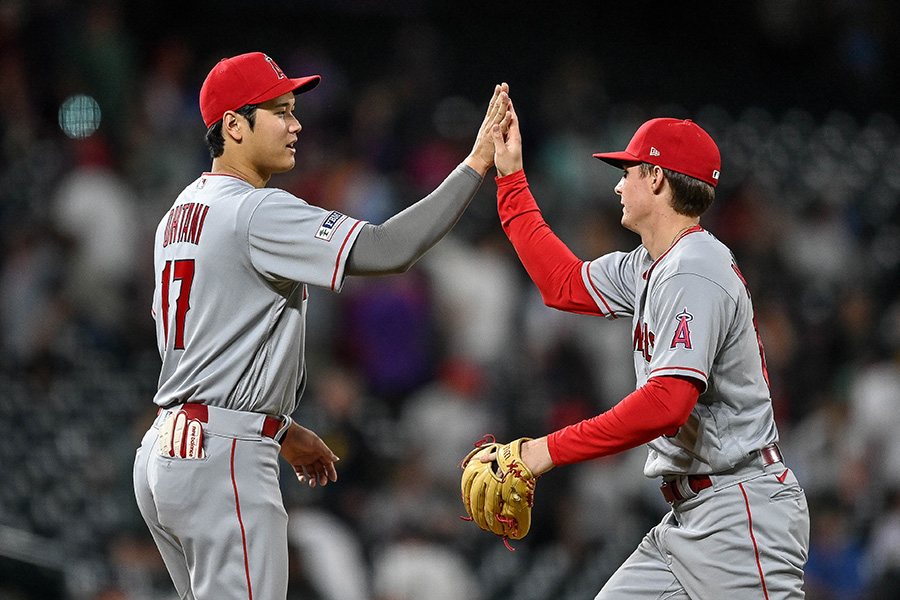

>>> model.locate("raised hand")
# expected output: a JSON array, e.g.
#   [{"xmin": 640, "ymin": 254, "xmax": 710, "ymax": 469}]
[
  {"xmin": 492, "ymin": 97, "xmax": 523, "ymax": 177},
  {"xmin": 465, "ymin": 83, "xmax": 511, "ymax": 176}
]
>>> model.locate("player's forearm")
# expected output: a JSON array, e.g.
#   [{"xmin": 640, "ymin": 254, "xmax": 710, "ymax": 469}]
[
  {"xmin": 497, "ymin": 170, "xmax": 599, "ymax": 313},
  {"xmin": 345, "ymin": 164, "xmax": 482, "ymax": 275},
  {"xmin": 547, "ymin": 376, "xmax": 701, "ymax": 466}
]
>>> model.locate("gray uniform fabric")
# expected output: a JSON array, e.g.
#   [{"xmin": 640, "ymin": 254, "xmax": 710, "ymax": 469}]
[
  {"xmin": 582, "ymin": 227, "xmax": 777, "ymax": 477},
  {"xmin": 595, "ymin": 458, "xmax": 808, "ymax": 600},
  {"xmin": 151, "ymin": 173, "xmax": 366, "ymax": 416},
  {"xmin": 581, "ymin": 226, "xmax": 809, "ymax": 599},
  {"xmin": 150, "ymin": 164, "xmax": 481, "ymax": 417},
  {"xmin": 134, "ymin": 406, "xmax": 288, "ymax": 600}
]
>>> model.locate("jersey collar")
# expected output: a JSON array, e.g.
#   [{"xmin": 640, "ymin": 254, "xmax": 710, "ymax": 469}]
[{"xmin": 642, "ymin": 224, "xmax": 704, "ymax": 280}]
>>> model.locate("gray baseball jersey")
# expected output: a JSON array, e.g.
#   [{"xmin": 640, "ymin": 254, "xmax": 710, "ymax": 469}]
[
  {"xmin": 151, "ymin": 173, "xmax": 365, "ymax": 417},
  {"xmin": 581, "ymin": 225, "xmax": 778, "ymax": 477},
  {"xmin": 137, "ymin": 163, "xmax": 484, "ymax": 600}
]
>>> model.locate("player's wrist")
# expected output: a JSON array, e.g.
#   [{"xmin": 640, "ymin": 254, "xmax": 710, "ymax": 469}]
[
  {"xmin": 521, "ymin": 437, "xmax": 555, "ymax": 476},
  {"xmin": 464, "ymin": 153, "xmax": 492, "ymax": 177}
]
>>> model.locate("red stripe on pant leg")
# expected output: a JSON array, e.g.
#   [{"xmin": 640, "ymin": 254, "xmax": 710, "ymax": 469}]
[
  {"xmin": 231, "ymin": 439, "xmax": 254, "ymax": 600},
  {"xmin": 739, "ymin": 482, "xmax": 770, "ymax": 600}
]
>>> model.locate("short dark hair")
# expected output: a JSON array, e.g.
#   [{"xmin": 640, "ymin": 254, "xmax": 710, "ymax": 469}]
[
  {"xmin": 639, "ymin": 162, "xmax": 715, "ymax": 217},
  {"xmin": 204, "ymin": 104, "xmax": 258, "ymax": 159}
]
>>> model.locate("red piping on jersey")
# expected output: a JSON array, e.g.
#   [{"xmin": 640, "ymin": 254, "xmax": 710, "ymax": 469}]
[
  {"xmin": 231, "ymin": 440, "xmax": 254, "ymax": 600},
  {"xmin": 650, "ymin": 366, "xmax": 708, "ymax": 379},
  {"xmin": 201, "ymin": 172, "xmax": 252, "ymax": 184},
  {"xmin": 740, "ymin": 482, "xmax": 771, "ymax": 600},
  {"xmin": 331, "ymin": 220, "xmax": 362, "ymax": 291},
  {"xmin": 643, "ymin": 225, "xmax": 704, "ymax": 280},
  {"xmin": 584, "ymin": 262, "xmax": 616, "ymax": 318}
]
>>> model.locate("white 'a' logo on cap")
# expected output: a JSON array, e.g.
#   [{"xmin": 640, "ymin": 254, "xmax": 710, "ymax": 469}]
[
  {"xmin": 264, "ymin": 55, "xmax": 286, "ymax": 79},
  {"xmin": 650, "ymin": 147, "xmax": 661, "ymax": 156}
]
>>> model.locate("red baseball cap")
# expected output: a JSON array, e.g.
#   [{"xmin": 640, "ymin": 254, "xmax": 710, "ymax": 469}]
[
  {"xmin": 593, "ymin": 118, "xmax": 721, "ymax": 186},
  {"xmin": 199, "ymin": 52, "xmax": 321, "ymax": 128}
]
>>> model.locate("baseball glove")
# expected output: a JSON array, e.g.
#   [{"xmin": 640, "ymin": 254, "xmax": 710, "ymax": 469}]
[{"xmin": 460, "ymin": 435, "xmax": 537, "ymax": 547}]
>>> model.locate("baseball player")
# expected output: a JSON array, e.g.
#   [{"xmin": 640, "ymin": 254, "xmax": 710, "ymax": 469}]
[
  {"xmin": 487, "ymin": 98, "xmax": 810, "ymax": 598},
  {"xmin": 132, "ymin": 51, "xmax": 510, "ymax": 600}
]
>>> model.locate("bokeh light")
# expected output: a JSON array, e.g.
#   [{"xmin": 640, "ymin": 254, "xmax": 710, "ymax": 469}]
[{"xmin": 58, "ymin": 95, "xmax": 102, "ymax": 139}]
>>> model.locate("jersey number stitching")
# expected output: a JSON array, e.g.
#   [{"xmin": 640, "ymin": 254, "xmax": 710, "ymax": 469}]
[{"xmin": 161, "ymin": 259, "xmax": 195, "ymax": 350}]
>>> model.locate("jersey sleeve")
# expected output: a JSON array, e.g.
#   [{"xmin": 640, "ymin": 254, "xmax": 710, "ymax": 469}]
[
  {"xmin": 646, "ymin": 272, "xmax": 733, "ymax": 389},
  {"xmin": 581, "ymin": 249, "xmax": 642, "ymax": 319},
  {"xmin": 547, "ymin": 376, "xmax": 701, "ymax": 466},
  {"xmin": 247, "ymin": 190, "xmax": 366, "ymax": 292}
]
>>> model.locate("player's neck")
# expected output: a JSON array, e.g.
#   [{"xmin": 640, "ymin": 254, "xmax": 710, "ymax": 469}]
[
  {"xmin": 642, "ymin": 218, "xmax": 699, "ymax": 260},
  {"xmin": 210, "ymin": 157, "xmax": 271, "ymax": 188}
]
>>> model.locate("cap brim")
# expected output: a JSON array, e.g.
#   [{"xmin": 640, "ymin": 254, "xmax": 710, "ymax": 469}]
[
  {"xmin": 290, "ymin": 75, "xmax": 321, "ymax": 95},
  {"xmin": 592, "ymin": 150, "xmax": 640, "ymax": 168},
  {"xmin": 249, "ymin": 75, "xmax": 322, "ymax": 106}
]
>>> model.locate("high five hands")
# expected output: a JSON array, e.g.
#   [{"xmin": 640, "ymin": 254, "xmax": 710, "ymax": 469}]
[
  {"xmin": 491, "ymin": 90, "xmax": 523, "ymax": 177},
  {"xmin": 466, "ymin": 83, "xmax": 512, "ymax": 176}
]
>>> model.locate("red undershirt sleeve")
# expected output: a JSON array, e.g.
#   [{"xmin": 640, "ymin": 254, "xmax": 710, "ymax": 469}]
[
  {"xmin": 547, "ymin": 376, "xmax": 703, "ymax": 466},
  {"xmin": 496, "ymin": 169, "xmax": 600, "ymax": 315}
]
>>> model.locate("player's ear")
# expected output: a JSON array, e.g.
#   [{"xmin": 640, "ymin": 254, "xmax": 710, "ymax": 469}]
[
  {"xmin": 222, "ymin": 111, "xmax": 243, "ymax": 142},
  {"xmin": 649, "ymin": 165, "xmax": 666, "ymax": 193}
]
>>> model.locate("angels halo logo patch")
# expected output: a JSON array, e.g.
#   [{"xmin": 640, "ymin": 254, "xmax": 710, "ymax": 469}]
[{"xmin": 671, "ymin": 309, "xmax": 694, "ymax": 349}]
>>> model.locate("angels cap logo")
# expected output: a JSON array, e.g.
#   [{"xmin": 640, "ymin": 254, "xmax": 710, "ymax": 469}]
[
  {"xmin": 264, "ymin": 55, "xmax": 286, "ymax": 79},
  {"xmin": 671, "ymin": 309, "xmax": 693, "ymax": 349}
]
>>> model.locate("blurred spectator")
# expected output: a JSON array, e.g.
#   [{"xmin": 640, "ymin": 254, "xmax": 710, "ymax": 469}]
[
  {"xmin": 287, "ymin": 364, "xmax": 392, "ymax": 527},
  {"xmin": 288, "ymin": 508, "xmax": 371, "ymax": 600},
  {"xmin": 336, "ymin": 270, "xmax": 438, "ymax": 411},
  {"xmin": 865, "ymin": 489, "xmax": 900, "ymax": 599},
  {"xmin": 420, "ymin": 232, "xmax": 520, "ymax": 371},
  {"xmin": 804, "ymin": 493, "xmax": 867, "ymax": 600},
  {"xmin": 844, "ymin": 359, "xmax": 900, "ymax": 497},
  {"xmin": 50, "ymin": 135, "xmax": 140, "ymax": 353},
  {"xmin": 129, "ymin": 36, "xmax": 205, "ymax": 206},
  {"xmin": 0, "ymin": 227, "xmax": 70, "ymax": 373},
  {"xmin": 371, "ymin": 536, "xmax": 481, "ymax": 600},
  {"xmin": 399, "ymin": 356, "xmax": 498, "ymax": 489}
]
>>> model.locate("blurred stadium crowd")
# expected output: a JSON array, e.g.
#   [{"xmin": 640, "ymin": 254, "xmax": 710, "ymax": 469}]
[{"xmin": 2, "ymin": 1, "xmax": 900, "ymax": 599}]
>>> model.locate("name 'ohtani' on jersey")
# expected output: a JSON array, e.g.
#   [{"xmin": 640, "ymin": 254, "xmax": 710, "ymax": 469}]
[{"xmin": 163, "ymin": 203, "xmax": 210, "ymax": 247}]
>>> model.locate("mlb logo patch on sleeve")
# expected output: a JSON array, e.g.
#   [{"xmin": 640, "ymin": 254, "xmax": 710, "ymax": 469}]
[{"xmin": 315, "ymin": 211, "xmax": 348, "ymax": 241}]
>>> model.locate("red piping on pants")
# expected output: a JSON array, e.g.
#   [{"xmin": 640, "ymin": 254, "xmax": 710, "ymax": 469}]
[
  {"xmin": 231, "ymin": 439, "xmax": 254, "ymax": 600},
  {"xmin": 739, "ymin": 482, "xmax": 770, "ymax": 600}
]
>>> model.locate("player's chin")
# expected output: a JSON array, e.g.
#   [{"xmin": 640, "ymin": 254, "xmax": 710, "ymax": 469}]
[
  {"xmin": 271, "ymin": 154, "xmax": 296, "ymax": 173},
  {"xmin": 620, "ymin": 214, "xmax": 639, "ymax": 234}
]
